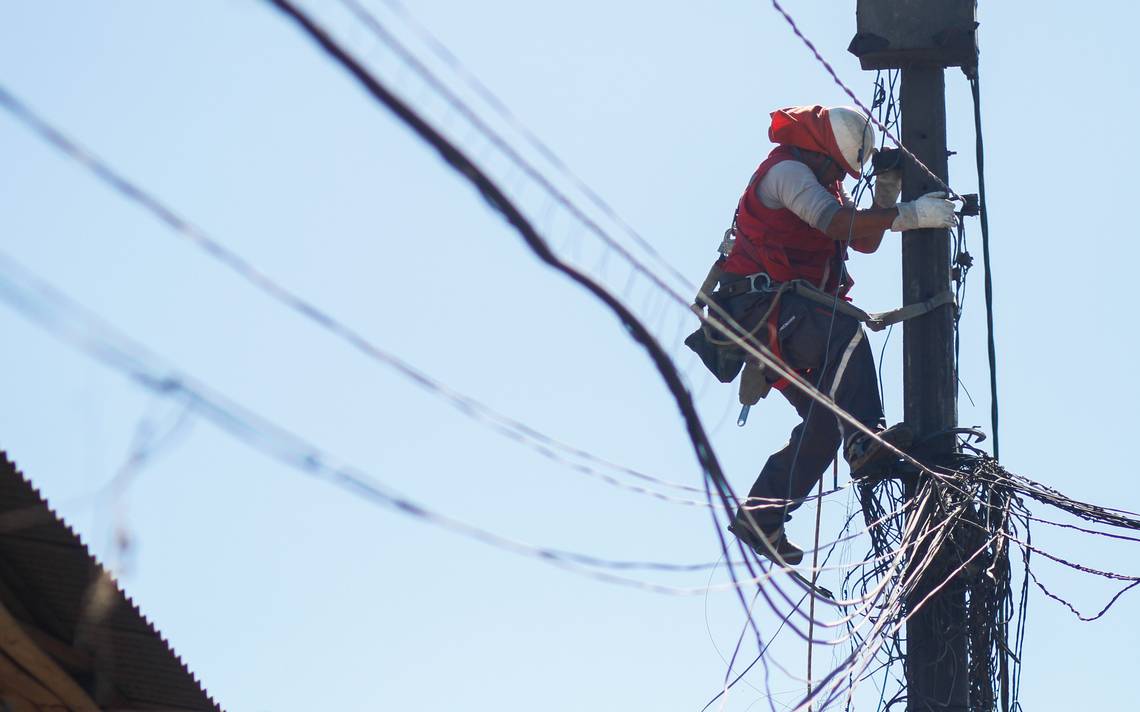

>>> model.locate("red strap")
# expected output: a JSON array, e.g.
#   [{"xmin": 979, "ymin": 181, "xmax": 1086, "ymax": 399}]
[
  {"xmin": 765, "ymin": 298, "xmax": 813, "ymax": 392},
  {"xmin": 767, "ymin": 306, "xmax": 792, "ymax": 392}
]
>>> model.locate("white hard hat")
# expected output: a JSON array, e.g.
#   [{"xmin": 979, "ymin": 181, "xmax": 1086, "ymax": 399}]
[{"xmin": 828, "ymin": 107, "xmax": 876, "ymax": 176}]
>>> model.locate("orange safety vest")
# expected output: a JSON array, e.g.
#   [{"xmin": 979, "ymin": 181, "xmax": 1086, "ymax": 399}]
[
  {"xmin": 722, "ymin": 145, "xmax": 852, "ymax": 296},
  {"xmin": 722, "ymin": 105, "xmax": 860, "ymax": 297}
]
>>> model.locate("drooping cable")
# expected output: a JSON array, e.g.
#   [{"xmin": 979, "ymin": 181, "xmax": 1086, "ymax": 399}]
[
  {"xmin": 259, "ymin": 0, "xmax": 797, "ymax": 635},
  {"xmin": 805, "ymin": 465, "xmax": 828, "ymax": 703},
  {"xmin": 970, "ymin": 74, "xmax": 1000, "ymax": 460},
  {"xmin": 0, "ymin": 66, "xmax": 900, "ymax": 575},
  {"xmin": 313, "ymin": 0, "xmax": 949, "ymax": 487},
  {"xmin": 0, "ymin": 84, "xmax": 723, "ymax": 509},
  {"xmin": 340, "ymin": 0, "xmax": 696, "ymax": 294},
  {"xmin": 0, "ymin": 252, "xmax": 752, "ymax": 592},
  {"xmin": 766, "ymin": 0, "xmax": 959, "ymax": 200},
  {"xmin": 9, "ymin": 5, "xmax": 1140, "ymax": 707},
  {"xmin": 264, "ymin": 10, "xmax": 938, "ymax": 651},
  {"xmin": 334, "ymin": 0, "xmax": 935, "ymax": 492}
]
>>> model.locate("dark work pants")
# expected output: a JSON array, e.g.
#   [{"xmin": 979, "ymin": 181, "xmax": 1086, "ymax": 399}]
[{"xmin": 726, "ymin": 291, "xmax": 884, "ymax": 531}]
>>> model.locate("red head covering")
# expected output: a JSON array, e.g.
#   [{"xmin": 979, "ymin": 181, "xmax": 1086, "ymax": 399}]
[{"xmin": 768, "ymin": 105, "xmax": 860, "ymax": 178}]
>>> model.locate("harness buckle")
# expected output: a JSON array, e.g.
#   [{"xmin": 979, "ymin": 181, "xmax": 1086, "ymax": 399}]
[{"xmin": 747, "ymin": 272, "xmax": 774, "ymax": 294}]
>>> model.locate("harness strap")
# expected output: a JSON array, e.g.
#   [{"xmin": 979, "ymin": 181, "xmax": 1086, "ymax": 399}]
[
  {"xmin": 714, "ymin": 272, "xmax": 952, "ymax": 427},
  {"xmin": 691, "ymin": 256, "xmax": 725, "ymax": 315},
  {"xmin": 765, "ymin": 303, "xmax": 794, "ymax": 393},
  {"xmin": 864, "ymin": 290, "xmax": 955, "ymax": 331},
  {"xmin": 755, "ymin": 277, "xmax": 955, "ymax": 332},
  {"xmin": 784, "ymin": 280, "xmax": 873, "ymax": 322}
]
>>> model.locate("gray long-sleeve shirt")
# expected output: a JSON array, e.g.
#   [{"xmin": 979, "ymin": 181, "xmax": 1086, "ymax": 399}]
[{"xmin": 756, "ymin": 160, "xmax": 853, "ymax": 231}]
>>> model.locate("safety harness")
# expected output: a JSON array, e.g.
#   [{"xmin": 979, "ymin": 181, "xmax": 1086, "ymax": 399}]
[
  {"xmin": 690, "ymin": 266, "xmax": 954, "ymax": 425},
  {"xmin": 716, "ymin": 271, "xmax": 954, "ymax": 333}
]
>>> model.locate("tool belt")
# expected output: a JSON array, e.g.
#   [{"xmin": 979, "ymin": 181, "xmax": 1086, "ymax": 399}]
[
  {"xmin": 684, "ymin": 269, "xmax": 954, "ymax": 411},
  {"xmin": 717, "ymin": 272, "xmax": 954, "ymax": 332}
]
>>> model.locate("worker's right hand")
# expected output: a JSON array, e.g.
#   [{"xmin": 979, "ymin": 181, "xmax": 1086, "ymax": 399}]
[
  {"xmin": 872, "ymin": 169, "xmax": 902, "ymax": 208},
  {"xmin": 891, "ymin": 191, "xmax": 958, "ymax": 232}
]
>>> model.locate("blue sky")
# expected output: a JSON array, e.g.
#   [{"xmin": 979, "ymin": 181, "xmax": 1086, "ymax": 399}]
[{"xmin": 1, "ymin": 1, "xmax": 1138, "ymax": 710}]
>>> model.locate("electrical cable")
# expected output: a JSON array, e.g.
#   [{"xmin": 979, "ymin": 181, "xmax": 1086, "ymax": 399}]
[
  {"xmin": 260, "ymin": 0, "xmax": 743, "ymax": 517},
  {"xmin": 316, "ymin": 1, "xmax": 985, "ymax": 512},
  {"xmin": 326, "ymin": 6, "xmax": 975, "ymax": 619},
  {"xmin": 341, "ymin": 0, "xmax": 696, "ymax": 294},
  {"xmin": 0, "ymin": 72, "xmax": 927, "ymax": 581},
  {"xmin": 805, "ymin": 467, "xmax": 827, "ymax": 704},
  {"xmin": 0, "ymin": 70, "xmax": 924, "ymax": 574},
  {"xmin": 722, "ymin": 16, "xmax": 1012, "ymax": 704},
  {"xmin": 702, "ymin": 504, "xmax": 863, "ymax": 712},
  {"xmin": 327, "ymin": 0, "xmax": 695, "ymax": 304},
  {"xmin": 0, "ymin": 248, "xmax": 857, "ymax": 596},
  {"xmin": 970, "ymin": 75, "xmax": 1000, "ymax": 460},
  {"xmin": 260, "ymin": 2, "xmax": 809, "ymax": 646},
  {"xmin": 0, "ymin": 83, "xmax": 729, "ymax": 510},
  {"xmin": 766, "ymin": 0, "xmax": 960, "ymax": 201},
  {"xmin": 308, "ymin": 0, "xmax": 948, "ymax": 491},
  {"xmin": 3, "ymin": 6, "xmax": 1133, "ymax": 708},
  {"xmin": 258, "ymin": 5, "xmax": 958, "ymax": 661}
]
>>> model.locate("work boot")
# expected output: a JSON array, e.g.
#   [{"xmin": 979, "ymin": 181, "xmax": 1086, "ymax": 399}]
[
  {"xmin": 845, "ymin": 422, "xmax": 914, "ymax": 478},
  {"xmin": 728, "ymin": 512, "xmax": 804, "ymax": 566}
]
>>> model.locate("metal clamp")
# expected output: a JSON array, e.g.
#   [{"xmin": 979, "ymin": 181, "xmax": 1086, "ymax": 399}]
[
  {"xmin": 745, "ymin": 272, "xmax": 774, "ymax": 294},
  {"xmin": 718, "ymin": 271, "xmax": 781, "ymax": 299}
]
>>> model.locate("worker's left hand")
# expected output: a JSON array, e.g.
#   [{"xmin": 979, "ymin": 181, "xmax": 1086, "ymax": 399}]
[
  {"xmin": 892, "ymin": 191, "xmax": 959, "ymax": 231},
  {"xmin": 873, "ymin": 169, "xmax": 902, "ymax": 208}
]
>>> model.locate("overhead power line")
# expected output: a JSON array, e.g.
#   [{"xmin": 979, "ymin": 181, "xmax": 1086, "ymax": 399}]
[
  {"xmin": 263, "ymin": 0, "xmax": 739, "ymax": 527},
  {"xmin": 0, "ymin": 249, "xmax": 785, "ymax": 594},
  {"xmin": 0, "ymin": 83, "xmax": 718, "ymax": 509},
  {"xmin": 291, "ymin": 0, "xmax": 962, "ymax": 493},
  {"xmin": 263, "ymin": 11, "xmax": 1048, "ymax": 688},
  {"xmin": 970, "ymin": 75, "xmax": 1000, "ymax": 459},
  {"xmin": 261, "ymin": 14, "xmax": 1039, "ymax": 710},
  {"xmin": 0, "ymin": 78, "xmax": 901, "ymax": 586},
  {"xmin": 0, "ymin": 18, "xmax": 900, "ymax": 609},
  {"xmin": 261, "ymin": 0, "xmax": 911, "ymax": 662},
  {"xmin": 267, "ymin": 6, "xmax": 1140, "ymax": 712},
  {"xmin": 0, "ymin": 4, "xmax": 1132, "ymax": 710},
  {"xmin": 328, "ymin": 0, "xmax": 696, "ymax": 303},
  {"xmin": 340, "ymin": 0, "xmax": 697, "ymax": 294}
]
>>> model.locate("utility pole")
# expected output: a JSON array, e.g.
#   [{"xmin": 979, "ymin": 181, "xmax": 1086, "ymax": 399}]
[
  {"xmin": 897, "ymin": 64, "xmax": 970, "ymax": 711},
  {"xmin": 849, "ymin": 3, "xmax": 978, "ymax": 710}
]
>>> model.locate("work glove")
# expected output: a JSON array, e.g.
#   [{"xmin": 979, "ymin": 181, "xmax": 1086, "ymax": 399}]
[
  {"xmin": 891, "ymin": 191, "xmax": 958, "ymax": 232},
  {"xmin": 872, "ymin": 169, "xmax": 902, "ymax": 208}
]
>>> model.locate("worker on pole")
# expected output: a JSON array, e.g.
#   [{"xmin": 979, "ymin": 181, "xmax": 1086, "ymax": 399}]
[{"xmin": 687, "ymin": 105, "xmax": 957, "ymax": 564}]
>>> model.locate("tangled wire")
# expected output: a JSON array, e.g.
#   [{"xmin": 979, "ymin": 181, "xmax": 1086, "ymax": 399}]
[{"xmin": 808, "ymin": 434, "xmax": 1140, "ymax": 712}]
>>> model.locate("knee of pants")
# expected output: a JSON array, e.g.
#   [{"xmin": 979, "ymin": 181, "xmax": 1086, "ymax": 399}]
[{"xmin": 800, "ymin": 412, "xmax": 842, "ymax": 454}]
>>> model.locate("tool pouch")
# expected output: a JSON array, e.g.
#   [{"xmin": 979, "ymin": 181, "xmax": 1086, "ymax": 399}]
[
  {"xmin": 684, "ymin": 291, "xmax": 745, "ymax": 383},
  {"xmin": 684, "ymin": 324, "xmax": 745, "ymax": 383}
]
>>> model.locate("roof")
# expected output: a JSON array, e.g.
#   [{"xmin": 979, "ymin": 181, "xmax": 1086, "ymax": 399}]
[{"xmin": 0, "ymin": 451, "xmax": 221, "ymax": 711}]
